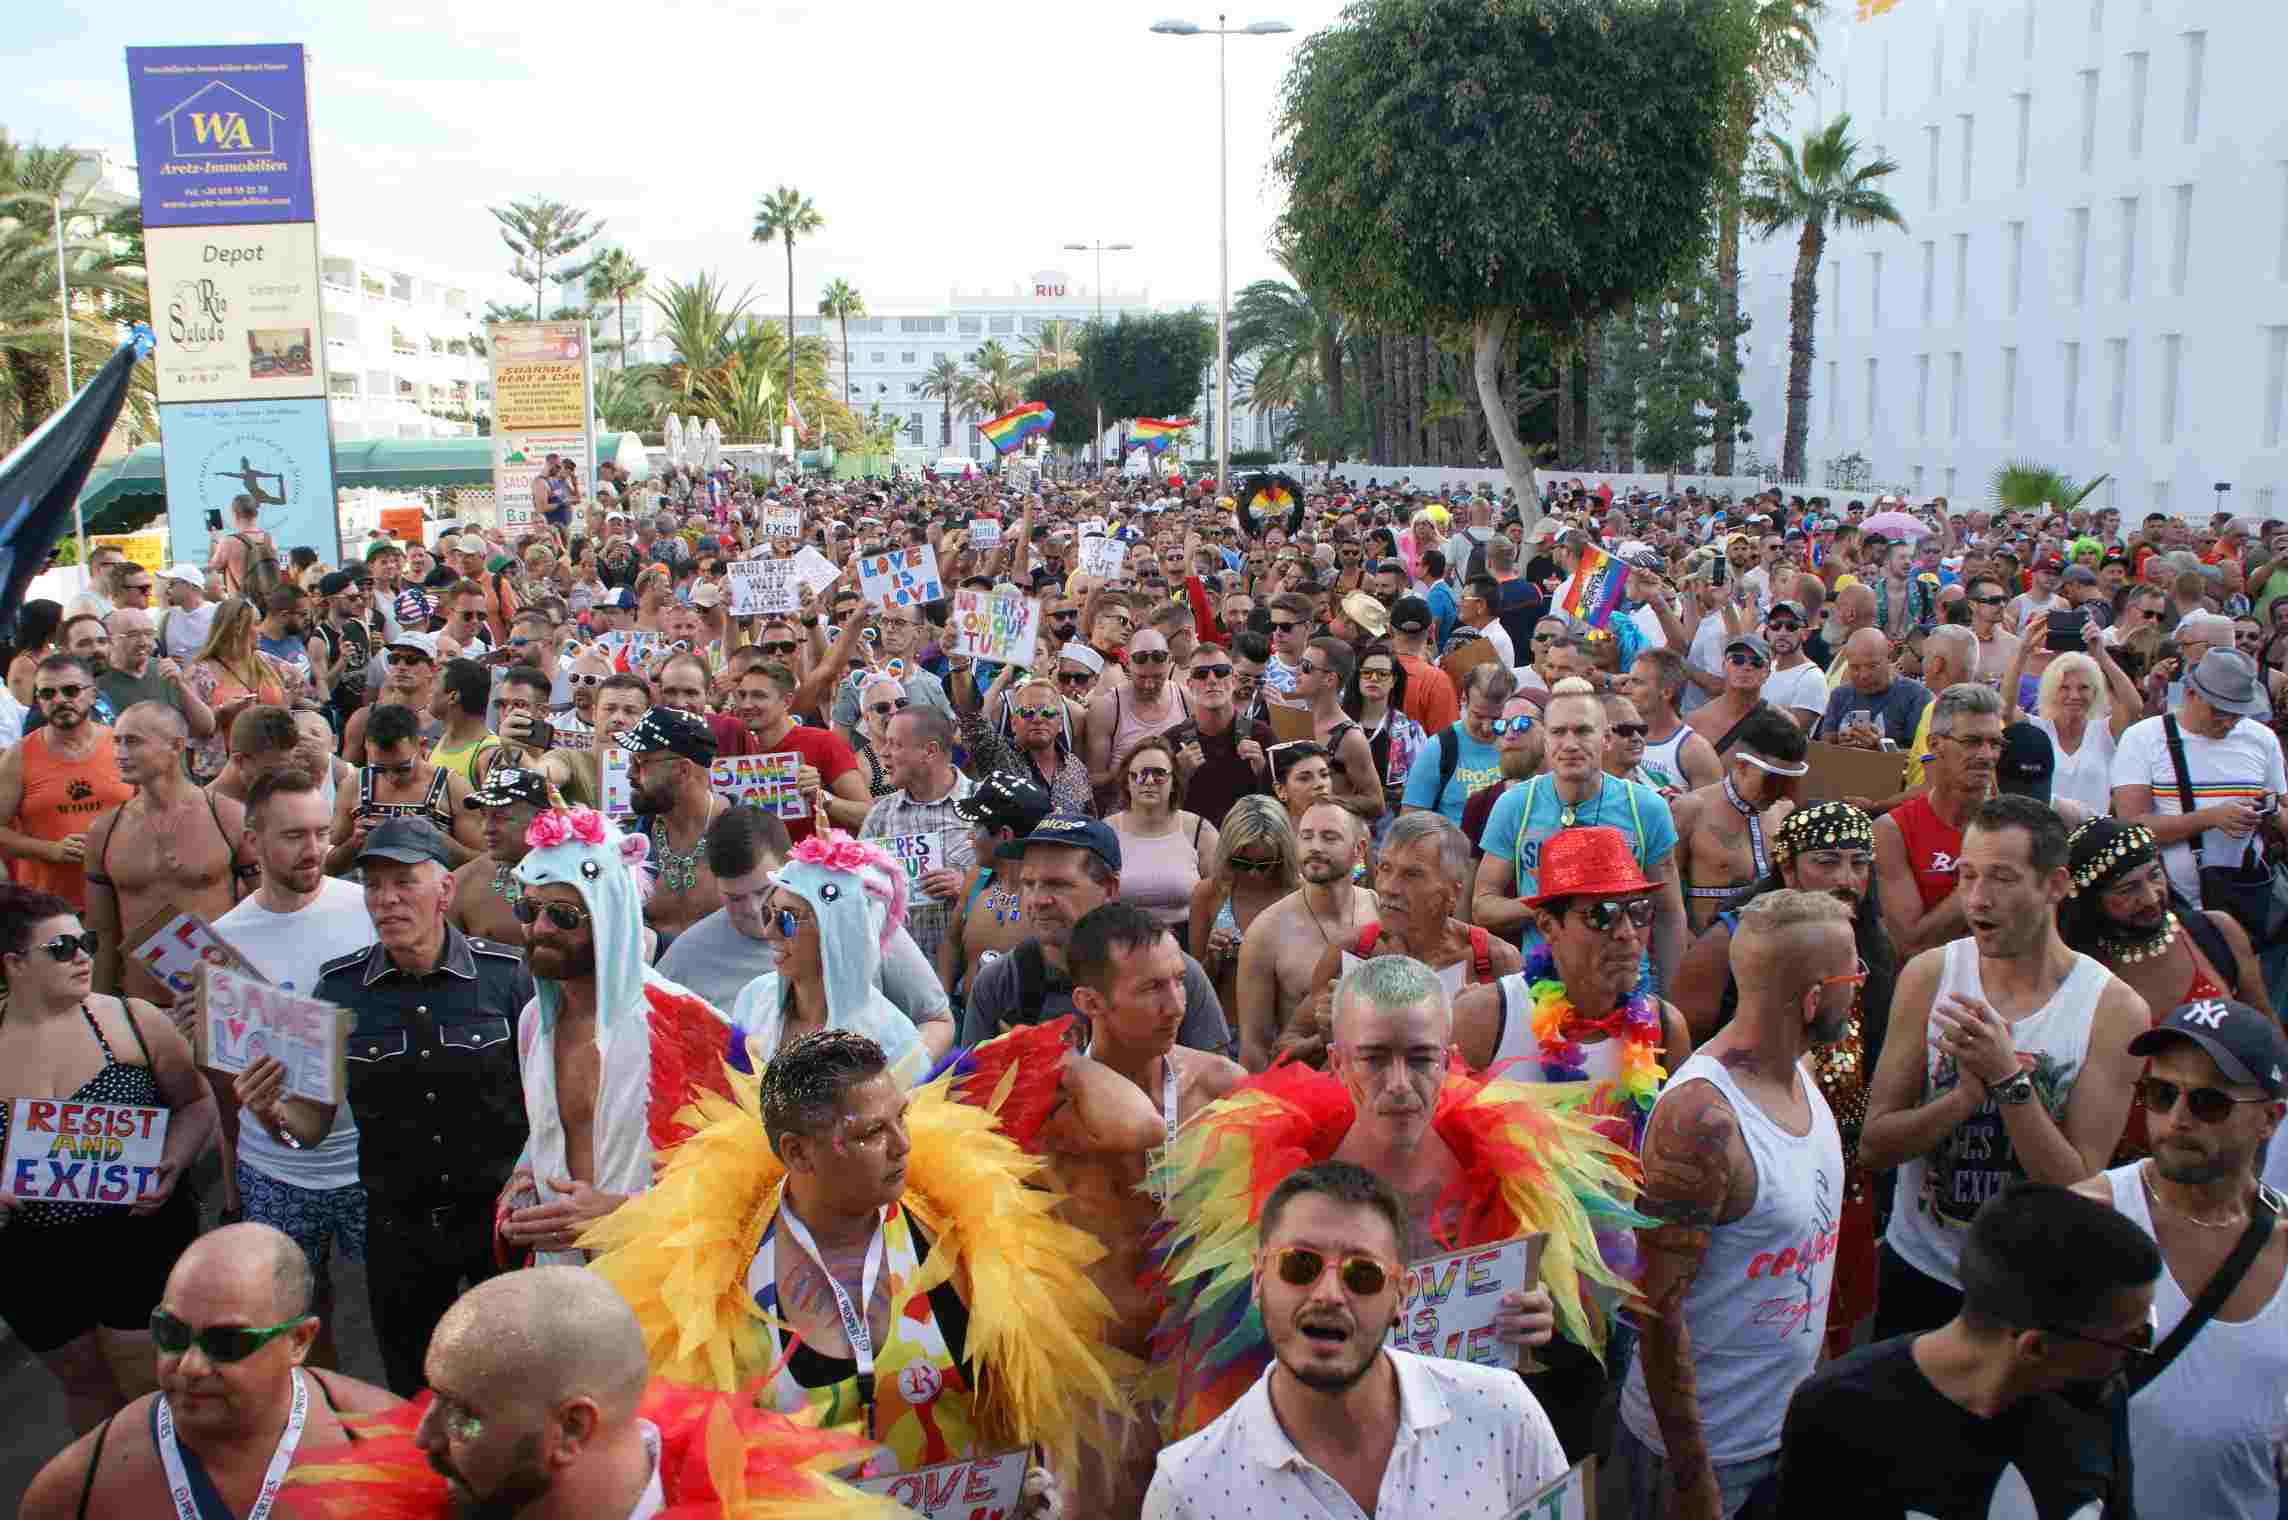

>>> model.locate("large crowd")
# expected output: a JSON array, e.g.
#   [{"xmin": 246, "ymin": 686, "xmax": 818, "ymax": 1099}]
[{"xmin": 2, "ymin": 459, "xmax": 2285, "ymax": 1519}]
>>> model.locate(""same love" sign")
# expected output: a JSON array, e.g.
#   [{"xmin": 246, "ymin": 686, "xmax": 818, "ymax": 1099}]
[{"xmin": 3, "ymin": 1099, "xmax": 169, "ymax": 1205}]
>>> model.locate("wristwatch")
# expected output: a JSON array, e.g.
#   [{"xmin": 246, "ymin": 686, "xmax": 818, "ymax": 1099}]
[{"xmin": 1989, "ymin": 1070, "xmax": 2036, "ymax": 1106}]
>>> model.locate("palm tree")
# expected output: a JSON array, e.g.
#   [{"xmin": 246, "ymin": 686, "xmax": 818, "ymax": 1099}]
[
  {"xmin": 487, "ymin": 196, "xmax": 604, "ymax": 319},
  {"xmin": 1020, "ymin": 318, "xmax": 1083, "ymax": 379},
  {"xmin": 731, "ymin": 319, "xmax": 833, "ymax": 425},
  {"xmin": 750, "ymin": 186, "xmax": 823, "ymax": 441},
  {"xmin": 645, "ymin": 271, "xmax": 758, "ymax": 408},
  {"xmin": 1743, "ymin": 113, "xmax": 1905, "ymax": 482},
  {"xmin": 591, "ymin": 366, "xmax": 661, "ymax": 432},
  {"xmin": 817, "ymin": 277, "xmax": 864, "ymax": 411},
  {"xmin": 1230, "ymin": 248, "xmax": 1348, "ymax": 460},
  {"xmin": 584, "ymin": 247, "xmax": 649, "ymax": 368},
  {"xmin": 1713, "ymin": 0, "xmax": 1827, "ymax": 475},
  {"xmin": 961, "ymin": 339, "xmax": 1024, "ymax": 424},
  {"xmin": 920, "ymin": 354, "xmax": 966, "ymax": 451},
  {"xmin": 0, "ymin": 136, "xmax": 152, "ymax": 448},
  {"xmin": 691, "ymin": 346, "xmax": 781, "ymax": 442}
]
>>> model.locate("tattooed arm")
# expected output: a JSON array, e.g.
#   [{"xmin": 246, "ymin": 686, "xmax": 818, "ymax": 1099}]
[{"xmin": 1632, "ymin": 1077, "xmax": 1742, "ymax": 1520}]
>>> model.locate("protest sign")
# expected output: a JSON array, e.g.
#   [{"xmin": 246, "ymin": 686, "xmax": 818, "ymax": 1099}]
[
  {"xmin": 948, "ymin": 590, "xmax": 1042, "ymax": 667},
  {"xmin": 129, "ymin": 910, "xmax": 259, "ymax": 1004},
  {"xmin": 1505, "ymin": 1457, "xmax": 1597, "ymax": 1520},
  {"xmin": 727, "ymin": 558, "xmax": 799, "ymax": 616},
  {"xmin": 1266, "ymin": 703, "xmax": 1317, "ymax": 744},
  {"xmin": 856, "ymin": 1448, "xmax": 1027, "ymax": 1520},
  {"xmin": 790, "ymin": 545, "xmax": 843, "ymax": 596},
  {"xmin": 763, "ymin": 506, "xmax": 802, "ymax": 538},
  {"xmin": 1078, "ymin": 536, "xmax": 1126, "ymax": 578},
  {"xmin": 879, "ymin": 831, "xmax": 943, "ymax": 889},
  {"xmin": 858, "ymin": 546, "xmax": 944, "ymax": 609},
  {"xmin": 1080, "ymin": 517, "xmax": 1106, "ymax": 538},
  {"xmin": 601, "ymin": 747, "xmax": 633, "ymax": 816},
  {"xmin": 1386, "ymin": 1235, "xmax": 1543, "ymax": 1371},
  {"xmin": 1797, "ymin": 740, "xmax": 1907, "ymax": 806},
  {"xmin": 197, "ymin": 964, "xmax": 349, "ymax": 1106},
  {"xmin": 3, "ymin": 1099, "xmax": 169, "ymax": 1206},
  {"xmin": 967, "ymin": 518, "xmax": 1001, "ymax": 551},
  {"xmin": 711, "ymin": 751, "xmax": 806, "ymax": 819}
]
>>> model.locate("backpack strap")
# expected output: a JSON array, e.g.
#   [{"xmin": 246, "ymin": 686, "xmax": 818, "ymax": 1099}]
[
  {"xmin": 1436, "ymin": 725, "xmax": 1462, "ymax": 804},
  {"xmin": 2161, "ymin": 715, "xmax": 2208, "ymax": 858},
  {"xmin": 1468, "ymin": 925, "xmax": 1492, "ymax": 983},
  {"xmin": 2179, "ymin": 904, "xmax": 2245, "ymax": 1000}
]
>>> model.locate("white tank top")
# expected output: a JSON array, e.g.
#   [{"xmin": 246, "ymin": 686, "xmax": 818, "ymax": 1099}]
[
  {"xmin": 2106, "ymin": 1163, "xmax": 2288, "ymax": 1520},
  {"xmin": 1492, "ymin": 972, "xmax": 1641, "ymax": 1150},
  {"xmin": 1887, "ymin": 939, "xmax": 2111, "ymax": 1289},
  {"xmin": 1640, "ymin": 722, "xmax": 1692, "ymax": 792},
  {"xmin": 1619, "ymin": 1048, "xmax": 1842, "ymax": 1466}
]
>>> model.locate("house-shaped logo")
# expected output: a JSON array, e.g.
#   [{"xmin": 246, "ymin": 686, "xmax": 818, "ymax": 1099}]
[{"xmin": 154, "ymin": 80, "xmax": 282, "ymax": 159}]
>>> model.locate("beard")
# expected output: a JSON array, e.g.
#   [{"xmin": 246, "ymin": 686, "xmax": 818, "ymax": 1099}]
[
  {"xmin": 433, "ymin": 1439, "xmax": 552, "ymax": 1520},
  {"xmin": 1809, "ymin": 998, "xmax": 1853, "ymax": 1045},
  {"xmin": 2104, "ymin": 902, "xmax": 2168, "ymax": 936},
  {"xmin": 526, "ymin": 939, "xmax": 596, "ymax": 981},
  {"xmin": 1299, "ymin": 855, "xmax": 1349, "ymax": 885},
  {"xmin": 629, "ymin": 779, "xmax": 673, "ymax": 816}
]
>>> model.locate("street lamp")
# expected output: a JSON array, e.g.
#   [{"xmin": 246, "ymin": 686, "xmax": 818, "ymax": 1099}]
[
  {"xmin": 1151, "ymin": 13, "xmax": 1291, "ymax": 494},
  {"xmin": 1063, "ymin": 239, "xmax": 1133, "ymax": 474}
]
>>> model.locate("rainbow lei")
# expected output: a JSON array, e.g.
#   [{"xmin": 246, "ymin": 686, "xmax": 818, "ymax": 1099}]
[{"xmin": 1522, "ymin": 946, "xmax": 1666, "ymax": 1149}]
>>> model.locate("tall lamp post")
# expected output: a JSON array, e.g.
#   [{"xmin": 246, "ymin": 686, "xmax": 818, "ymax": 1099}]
[
  {"xmin": 1063, "ymin": 239, "xmax": 1132, "ymax": 474},
  {"xmin": 1151, "ymin": 13, "xmax": 1291, "ymax": 493}
]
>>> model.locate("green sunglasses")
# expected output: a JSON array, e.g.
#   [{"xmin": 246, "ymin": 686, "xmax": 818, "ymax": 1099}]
[{"xmin": 150, "ymin": 1309, "xmax": 309, "ymax": 1363}]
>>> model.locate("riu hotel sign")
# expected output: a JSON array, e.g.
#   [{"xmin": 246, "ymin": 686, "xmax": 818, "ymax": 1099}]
[{"xmin": 1030, "ymin": 270, "xmax": 1070, "ymax": 299}]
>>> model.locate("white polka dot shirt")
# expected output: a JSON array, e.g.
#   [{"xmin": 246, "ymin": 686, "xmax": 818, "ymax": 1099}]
[{"xmin": 1140, "ymin": 1349, "xmax": 1567, "ymax": 1520}]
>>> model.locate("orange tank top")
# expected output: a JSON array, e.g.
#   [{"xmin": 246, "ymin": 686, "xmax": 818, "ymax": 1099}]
[{"xmin": 15, "ymin": 728, "xmax": 132, "ymax": 910}]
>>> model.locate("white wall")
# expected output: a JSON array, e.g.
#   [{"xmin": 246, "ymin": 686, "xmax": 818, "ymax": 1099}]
[
  {"xmin": 1324, "ymin": 464, "xmax": 1769, "ymax": 500},
  {"xmin": 1735, "ymin": 0, "xmax": 2288, "ymax": 519}
]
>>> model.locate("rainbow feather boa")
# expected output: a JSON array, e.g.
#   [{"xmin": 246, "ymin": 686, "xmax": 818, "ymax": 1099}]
[
  {"xmin": 577, "ymin": 1025, "xmax": 1126, "ymax": 1480},
  {"xmin": 1521, "ymin": 947, "xmax": 1666, "ymax": 1151},
  {"xmin": 1143, "ymin": 1058, "xmax": 1649, "ymax": 1441}
]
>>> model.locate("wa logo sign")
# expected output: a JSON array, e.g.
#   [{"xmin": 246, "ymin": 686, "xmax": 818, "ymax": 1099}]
[
  {"xmin": 125, "ymin": 44, "xmax": 316, "ymax": 227},
  {"xmin": 155, "ymin": 81, "xmax": 282, "ymax": 157}
]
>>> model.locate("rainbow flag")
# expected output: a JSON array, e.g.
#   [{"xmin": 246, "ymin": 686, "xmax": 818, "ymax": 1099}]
[
  {"xmin": 1129, "ymin": 416, "xmax": 1193, "ymax": 444},
  {"xmin": 1126, "ymin": 429, "xmax": 1172, "ymax": 456},
  {"xmin": 1557, "ymin": 544, "xmax": 1628, "ymax": 629},
  {"xmin": 977, "ymin": 401, "xmax": 1052, "ymax": 454}
]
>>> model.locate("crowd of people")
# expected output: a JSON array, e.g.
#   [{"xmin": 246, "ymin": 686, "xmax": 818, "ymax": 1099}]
[{"xmin": 1, "ymin": 462, "xmax": 2286, "ymax": 1518}]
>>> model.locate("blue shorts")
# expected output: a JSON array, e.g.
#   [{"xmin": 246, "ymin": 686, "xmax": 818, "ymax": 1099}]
[{"xmin": 236, "ymin": 1160, "xmax": 368, "ymax": 1273}]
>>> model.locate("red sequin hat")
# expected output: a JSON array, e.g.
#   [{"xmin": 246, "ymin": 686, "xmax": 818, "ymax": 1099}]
[{"xmin": 1523, "ymin": 825, "xmax": 1654, "ymax": 908}]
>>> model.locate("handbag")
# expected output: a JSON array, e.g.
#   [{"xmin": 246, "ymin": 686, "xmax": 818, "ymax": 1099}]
[{"xmin": 2159, "ymin": 716, "xmax": 2288, "ymax": 946}]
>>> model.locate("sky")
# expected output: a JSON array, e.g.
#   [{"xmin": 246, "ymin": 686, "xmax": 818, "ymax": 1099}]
[{"xmin": 17, "ymin": 1, "xmax": 1345, "ymax": 316}]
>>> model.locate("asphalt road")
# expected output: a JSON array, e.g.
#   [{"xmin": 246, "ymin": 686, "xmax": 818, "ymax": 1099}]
[{"xmin": 0, "ymin": 1172, "xmax": 391, "ymax": 1504}]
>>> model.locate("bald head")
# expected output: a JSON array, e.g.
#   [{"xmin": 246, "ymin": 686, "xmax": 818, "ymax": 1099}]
[
  {"xmin": 1729, "ymin": 887, "xmax": 1854, "ymax": 1021},
  {"xmin": 169, "ymin": 1220, "xmax": 313, "ymax": 1322},
  {"xmin": 120, "ymin": 699, "xmax": 189, "ymax": 741},
  {"xmin": 429, "ymin": 1266, "xmax": 649, "ymax": 1422},
  {"xmin": 1835, "ymin": 583, "xmax": 1876, "ymax": 633}
]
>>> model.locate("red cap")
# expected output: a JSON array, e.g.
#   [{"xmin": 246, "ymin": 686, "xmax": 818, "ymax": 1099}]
[{"xmin": 1524, "ymin": 826, "xmax": 1654, "ymax": 907}]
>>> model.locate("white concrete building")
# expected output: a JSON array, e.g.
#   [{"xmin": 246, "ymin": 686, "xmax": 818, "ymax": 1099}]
[
  {"xmin": 319, "ymin": 243, "xmax": 500, "ymax": 441},
  {"xmin": 1734, "ymin": 0, "xmax": 2288, "ymax": 517}
]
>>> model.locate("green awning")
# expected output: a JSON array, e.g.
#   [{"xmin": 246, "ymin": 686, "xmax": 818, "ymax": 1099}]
[{"xmin": 75, "ymin": 434, "xmax": 638, "ymax": 537}]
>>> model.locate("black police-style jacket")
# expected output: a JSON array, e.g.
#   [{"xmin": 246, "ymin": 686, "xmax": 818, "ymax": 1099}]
[{"xmin": 314, "ymin": 925, "xmax": 532, "ymax": 1210}]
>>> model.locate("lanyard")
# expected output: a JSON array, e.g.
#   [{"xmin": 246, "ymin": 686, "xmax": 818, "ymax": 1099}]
[
  {"xmin": 155, "ymin": 1368, "xmax": 307, "ymax": 1520},
  {"xmin": 1089, "ymin": 1045, "xmax": 1180, "ymax": 1200},
  {"xmin": 778, "ymin": 1203, "xmax": 888, "ymax": 1440}
]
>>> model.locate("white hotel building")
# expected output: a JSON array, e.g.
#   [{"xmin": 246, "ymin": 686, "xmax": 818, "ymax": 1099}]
[
  {"xmin": 317, "ymin": 243, "xmax": 499, "ymax": 442},
  {"xmin": 1734, "ymin": 0, "xmax": 2288, "ymax": 517}
]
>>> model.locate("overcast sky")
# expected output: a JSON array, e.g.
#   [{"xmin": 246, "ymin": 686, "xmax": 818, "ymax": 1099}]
[{"xmin": 19, "ymin": 1, "xmax": 1342, "ymax": 314}]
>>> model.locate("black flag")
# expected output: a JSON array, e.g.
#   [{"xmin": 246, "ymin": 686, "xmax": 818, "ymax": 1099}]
[{"xmin": 0, "ymin": 326, "xmax": 151, "ymax": 644}]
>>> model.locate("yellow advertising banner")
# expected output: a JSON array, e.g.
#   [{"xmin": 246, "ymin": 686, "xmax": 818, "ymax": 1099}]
[
  {"xmin": 488, "ymin": 321, "xmax": 589, "ymax": 432},
  {"xmin": 93, "ymin": 531, "xmax": 168, "ymax": 572}
]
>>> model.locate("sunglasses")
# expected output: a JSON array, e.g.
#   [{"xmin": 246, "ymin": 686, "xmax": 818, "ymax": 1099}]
[
  {"xmin": 769, "ymin": 908, "xmax": 813, "ymax": 939},
  {"xmin": 1130, "ymin": 650, "xmax": 1172, "ymax": 667},
  {"xmin": 2040, "ymin": 1318, "xmax": 2155, "ymax": 1362},
  {"xmin": 866, "ymin": 699, "xmax": 912, "ymax": 719},
  {"xmin": 1266, "ymin": 1244, "xmax": 1396, "ymax": 1297},
  {"xmin": 1270, "ymin": 620, "xmax": 1306, "ymax": 633},
  {"xmin": 1610, "ymin": 722, "xmax": 1649, "ymax": 739},
  {"xmin": 1057, "ymin": 672, "xmax": 1094, "ymax": 687},
  {"xmin": 1766, "ymin": 621, "xmax": 1802, "ymax": 633},
  {"xmin": 371, "ymin": 758, "xmax": 417, "ymax": 777},
  {"xmin": 1230, "ymin": 855, "xmax": 1283, "ymax": 874},
  {"xmin": 566, "ymin": 672, "xmax": 606, "ymax": 688},
  {"xmin": 121, "ymin": 583, "xmax": 154, "ymax": 595},
  {"xmin": 1560, "ymin": 896, "xmax": 1657, "ymax": 933},
  {"xmin": 2135, "ymin": 1075, "xmax": 2275, "ymax": 1124},
  {"xmin": 1358, "ymin": 666, "xmax": 1395, "ymax": 682},
  {"xmin": 1188, "ymin": 664, "xmax": 1234, "ymax": 681},
  {"xmin": 27, "ymin": 930, "xmax": 98, "ymax": 962},
  {"xmin": 1488, "ymin": 716, "xmax": 1533, "ymax": 736},
  {"xmin": 1010, "ymin": 704, "xmax": 1061, "ymax": 722},
  {"xmin": 150, "ymin": 1309, "xmax": 307, "ymax": 1364},
  {"xmin": 33, "ymin": 684, "xmax": 86, "ymax": 702},
  {"xmin": 1129, "ymin": 766, "xmax": 1172, "ymax": 783},
  {"xmin": 1973, "ymin": 594, "xmax": 2008, "ymax": 606},
  {"xmin": 758, "ymin": 640, "xmax": 799, "ymax": 656},
  {"xmin": 511, "ymin": 899, "xmax": 592, "ymax": 932},
  {"xmin": 1727, "ymin": 651, "xmax": 1769, "ymax": 670}
]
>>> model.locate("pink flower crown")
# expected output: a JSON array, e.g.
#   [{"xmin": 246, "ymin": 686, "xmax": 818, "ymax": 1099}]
[
  {"xmin": 525, "ymin": 807, "xmax": 611, "ymax": 851},
  {"xmin": 789, "ymin": 832, "xmax": 879, "ymax": 874}
]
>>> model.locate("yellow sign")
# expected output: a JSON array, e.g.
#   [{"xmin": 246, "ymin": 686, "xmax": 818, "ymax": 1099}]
[
  {"xmin": 488, "ymin": 321, "xmax": 588, "ymax": 432},
  {"xmin": 93, "ymin": 531, "xmax": 167, "ymax": 572}
]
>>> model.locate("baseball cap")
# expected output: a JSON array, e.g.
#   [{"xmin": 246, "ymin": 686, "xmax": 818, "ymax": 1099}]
[
  {"xmin": 2130, "ymin": 999, "xmax": 2288, "ymax": 1097},
  {"xmin": 689, "ymin": 581, "xmax": 723, "ymax": 609},
  {"xmin": 2062, "ymin": 565, "xmax": 2100, "ymax": 588},
  {"xmin": 386, "ymin": 631, "xmax": 440, "ymax": 662},
  {"xmin": 317, "ymin": 570, "xmax": 362, "ymax": 597},
  {"xmin": 2036, "ymin": 552, "xmax": 2066, "ymax": 573},
  {"xmin": 953, "ymin": 770, "xmax": 1054, "ymax": 833},
  {"xmin": 1767, "ymin": 599, "xmax": 1807, "ymax": 624},
  {"xmin": 1997, "ymin": 721, "xmax": 2056, "ymax": 801},
  {"xmin": 607, "ymin": 589, "xmax": 638, "ymax": 611},
  {"xmin": 991, "ymin": 811, "xmax": 1122, "ymax": 874},
  {"xmin": 1341, "ymin": 591, "xmax": 1391, "ymax": 639},
  {"xmin": 357, "ymin": 818, "xmax": 451, "ymax": 868},
  {"xmin": 484, "ymin": 554, "xmax": 516, "ymax": 575},
  {"xmin": 1726, "ymin": 633, "xmax": 1773, "ymax": 664},
  {"xmin": 465, "ymin": 767, "xmax": 552, "ymax": 810},
  {"xmin": 456, "ymin": 534, "xmax": 487, "ymax": 555},
  {"xmin": 1389, "ymin": 595, "xmax": 1433, "ymax": 636},
  {"xmin": 616, "ymin": 706, "xmax": 718, "ymax": 766},
  {"xmin": 161, "ymin": 563, "xmax": 205, "ymax": 588}
]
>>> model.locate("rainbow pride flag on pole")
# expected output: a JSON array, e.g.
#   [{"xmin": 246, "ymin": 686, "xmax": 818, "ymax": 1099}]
[
  {"xmin": 1557, "ymin": 543, "xmax": 1629, "ymax": 629},
  {"xmin": 1126, "ymin": 429, "xmax": 1173, "ymax": 456},
  {"xmin": 977, "ymin": 401, "xmax": 1053, "ymax": 454},
  {"xmin": 1128, "ymin": 416, "xmax": 1194, "ymax": 445}
]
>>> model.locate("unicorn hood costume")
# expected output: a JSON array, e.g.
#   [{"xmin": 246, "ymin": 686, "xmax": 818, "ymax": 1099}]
[
  {"xmin": 506, "ymin": 804, "xmax": 737, "ymax": 1262},
  {"xmin": 729, "ymin": 832, "xmax": 927, "ymax": 1087}
]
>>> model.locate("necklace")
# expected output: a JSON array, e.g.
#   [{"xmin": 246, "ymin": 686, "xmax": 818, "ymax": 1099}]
[
  {"xmin": 2141, "ymin": 1162, "xmax": 2249, "ymax": 1230},
  {"xmin": 648, "ymin": 811, "xmax": 711, "ymax": 894},
  {"xmin": 2102, "ymin": 910, "xmax": 2181, "ymax": 965},
  {"xmin": 1522, "ymin": 945, "xmax": 1666, "ymax": 1148},
  {"xmin": 1556, "ymin": 775, "xmax": 1608, "ymax": 829},
  {"xmin": 490, "ymin": 863, "xmax": 525, "ymax": 907},
  {"xmin": 1305, "ymin": 883, "xmax": 1355, "ymax": 952},
  {"xmin": 981, "ymin": 875, "xmax": 1021, "ymax": 926}
]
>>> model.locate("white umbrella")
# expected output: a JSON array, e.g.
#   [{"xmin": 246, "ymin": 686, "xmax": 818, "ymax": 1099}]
[
  {"xmin": 704, "ymin": 419, "xmax": 723, "ymax": 472},
  {"xmin": 664, "ymin": 414, "xmax": 686, "ymax": 470}
]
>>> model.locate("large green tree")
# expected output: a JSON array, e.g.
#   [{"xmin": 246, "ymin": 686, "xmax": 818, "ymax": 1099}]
[
  {"xmin": 1742, "ymin": 112, "xmax": 1904, "ymax": 481},
  {"xmin": 487, "ymin": 196, "xmax": 604, "ymax": 319},
  {"xmin": 1079, "ymin": 310, "xmax": 1216, "ymax": 430},
  {"xmin": 1023, "ymin": 367, "xmax": 1099, "ymax": 450},
  {"xmin": 960, "ymin": 339, "xmax": 1025, "ymax": 423},
  {"xmin": 750, "ymin": 186, "xmax": 823, "ymax": 441},
  {"xmin": 0, "ymin": 134, "xmax": 152, "ymax": 449},
  {"xmin": 585, "ymin": 247, "xmax": 649, "ymax": 368},
  {"xmin": 1597, "ymin": 260, "xmax": 1753, "ymax": 472},
  {"xmin": 1274, "ymin": 0, "xmax": 1752, "ymax": 528}
]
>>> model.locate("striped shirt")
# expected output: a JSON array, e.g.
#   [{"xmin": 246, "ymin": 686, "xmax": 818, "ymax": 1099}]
[
  {"xmin": 860, "ymin": 771, "xmax": 979, "ymax": 966},
  {"xmin": 2111, "ymin": 713, "xmax": 2288, "ymax": 900}
]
